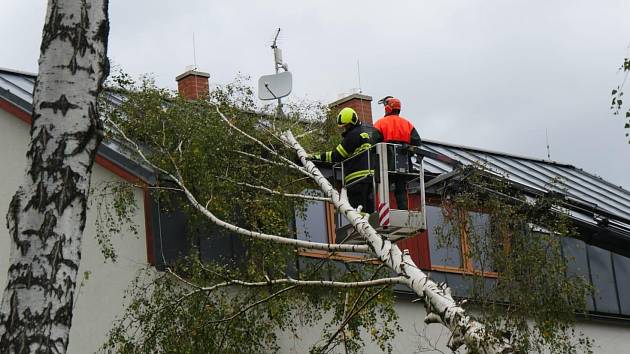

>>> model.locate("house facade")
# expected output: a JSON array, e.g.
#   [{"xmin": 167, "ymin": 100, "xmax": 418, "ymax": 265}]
[{"xmin": 1, "ymin": 67, "xmax": 630, "ymax": 353}]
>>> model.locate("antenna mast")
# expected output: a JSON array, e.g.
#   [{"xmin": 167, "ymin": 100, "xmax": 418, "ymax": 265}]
[
  {"xmin": 271, "ymin": 28, "xmax": 288, "ymax": 115},
  {"xmin": 546, "ymin": 128, "xmax": 552, "ymax": 160},
  {"xmin": 192, "ymin": 32, "xmax": 198, "ymax": 70},
  {"xmin": 357, "ymin": 59, "xmax": 362, "ymax": 94}
]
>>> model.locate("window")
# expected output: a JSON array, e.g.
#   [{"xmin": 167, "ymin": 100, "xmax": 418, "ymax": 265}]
[
  {"xmin": 561, "ymin": 237, "xmax": 595, "ymax": 311},
  {"xmin": 426, "ymin": 204, "xmax": 497, "ymax": 276},
  {"xmin": 467, "ymin": 212, "xmax": 494, "ymax": 272},
  {"xmin": 294, "ymin": 191, "xmax": 365, "ymax": 261},
  {"xmin": 587, "ymin": 245, "xmax": 619, "ymax": 314},
  {"xmin": 295, "ymin": 197, "xmax": 329, "ymax": 244},
  {"xmin": 427, "ymin": 205, "xmax": 462, "ymax": 269}
]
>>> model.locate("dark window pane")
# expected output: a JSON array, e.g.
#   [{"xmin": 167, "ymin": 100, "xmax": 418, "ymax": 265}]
[
  {"xmin": 151, "ymin": 198, "xmax": 191, "ymax": 269},
  {"xmin": 444, "ymin": 272, "xmax": 472, "ymax": 298},
  {"xmin": 468, "ymin": 212, "xmax": 494, "ymax": 272},
  {"xmin": 587, "ymin": 245, "xmax": 619, "ymax": 314},
  {"xmin": 612, "ymin": 253, "xmax": 630, "ymax": 315},
  {"xmin": 561, "ymin": 237, "xmax": 594, "ymax": 311},
  {"xmin": 427, "ymin": 205, "xmax": 462, "ymax": 268},
  {"xmin": 295, "ymin": 197, "xmax": 328, "ymax": 244}
]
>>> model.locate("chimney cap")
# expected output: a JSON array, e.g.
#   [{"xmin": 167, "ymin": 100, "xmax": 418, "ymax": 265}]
[
  {"xmin": 328, "ymin": 93, "xmax": 372, "ymax": 108},
  {"xmin": 176, "ymin": 69, "xmax": 210, "ymax": 82}
]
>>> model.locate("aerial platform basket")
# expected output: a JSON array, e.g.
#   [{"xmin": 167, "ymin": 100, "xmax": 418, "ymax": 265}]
[{"xmin": 334, "ymin": 143, "xmax": 427, "ymax": 245}]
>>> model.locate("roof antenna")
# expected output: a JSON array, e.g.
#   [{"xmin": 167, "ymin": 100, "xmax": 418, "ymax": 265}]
[
  {"xmin": 270, "ymin": 28, "xmax": 288, "ymax": 115},
  {"xmin": 357, "ymin": 59, "xmax": 362, "ymax": 94},
  {"xmin": 192, "ymin": 32, "xmax": 198, "ymax": 71},
  {"xmin": 546, "ymin": 128, "xmax": 552, "ymax": 160}
]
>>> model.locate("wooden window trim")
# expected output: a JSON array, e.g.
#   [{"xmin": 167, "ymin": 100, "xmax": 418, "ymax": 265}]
[
  {"xmin": 430, "ymin": 264, "xmax": 498, "ymax": 278},
  {"xmin": 298, "ymin": 250, "xmax": 369, "ymax": 262}
]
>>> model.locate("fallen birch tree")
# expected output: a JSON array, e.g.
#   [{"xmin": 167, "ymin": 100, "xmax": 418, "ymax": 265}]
[
  {"xmin": 108, "ymin": 107, "xmax": 510, "ymax": 353},
  {"xmin": 101, "ymin": 76, "xmax": 592, "ymax": 354}
]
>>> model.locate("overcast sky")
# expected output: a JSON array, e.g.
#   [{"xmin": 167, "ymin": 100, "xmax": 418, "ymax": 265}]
[{"xmin": 2, "ymin": 0, "xmax": 630, "ymax": 189}]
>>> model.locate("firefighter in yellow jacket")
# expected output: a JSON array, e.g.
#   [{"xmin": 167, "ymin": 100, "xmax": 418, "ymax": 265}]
[{"xmin": 310, "ymin": 107, "xmax": 382, "ymax": 213}]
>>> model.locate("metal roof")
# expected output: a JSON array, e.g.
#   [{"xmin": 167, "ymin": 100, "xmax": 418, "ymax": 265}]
[
  {"xmin": 421, "ymin": 139, "xmax": 630, "ymax": 237},
  {"xmin": 2, "ymin": 66, "xmax": 629, "ymax": 229}
]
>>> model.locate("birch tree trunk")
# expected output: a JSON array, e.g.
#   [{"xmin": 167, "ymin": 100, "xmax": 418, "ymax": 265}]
[{"xmin": 0, "ymin": 1, "xmax": 109, "ymax": 353}]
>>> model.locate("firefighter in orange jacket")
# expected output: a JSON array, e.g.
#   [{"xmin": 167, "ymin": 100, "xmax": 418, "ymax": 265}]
[
  {"xmin": 374, "ymin": 96, "xmax": 421, "ymax": 209},
  {"xmin": 310, "ymin": 107, "xmax": 382, "ymax": 214},
  {"xmin": 374, "ymin": 96, "xmax": 421, "ymax": 146}
]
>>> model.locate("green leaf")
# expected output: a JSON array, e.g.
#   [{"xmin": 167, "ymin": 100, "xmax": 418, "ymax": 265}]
[
  {"xmin": 612, "ymin": 89, "xmax": 618, "ymax": 95},
  {"xmin": 625, "ymin": 123, "xmax": 630, "ymax": 129}
]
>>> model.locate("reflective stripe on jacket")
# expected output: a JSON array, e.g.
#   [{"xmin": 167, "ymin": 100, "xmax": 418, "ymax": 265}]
[{"xmin": 312, "ymin": 123, "xmax": 382, "ymax": 183}]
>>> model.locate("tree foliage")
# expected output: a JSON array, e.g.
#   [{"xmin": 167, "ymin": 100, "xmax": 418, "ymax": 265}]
[
  {"xmin": 611, "ymin": 56, "xmax": 630, "ymax": 142},
  {"xmin": 436, "ymin": 167, "xmax": 593, "ymax": 353},
  {"xmin": 98, "ymin": 74, "xmax": 399, "ymax": 354}
]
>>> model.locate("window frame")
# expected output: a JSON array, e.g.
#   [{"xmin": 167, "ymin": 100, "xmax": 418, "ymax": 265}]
[
  {"xmin": 297, "ymin": 201, "xmax": 369, "ymax": 262},
  {"xmin": 426, "ymin": 197, "xmax": 498, "ymax": 278},
  {"xmin": 295, "ymin": 194, "xmax": 500, "ymax": 276}
]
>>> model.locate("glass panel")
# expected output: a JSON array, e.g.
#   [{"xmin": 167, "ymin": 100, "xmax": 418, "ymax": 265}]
[
  {"xmin": 587, "ymin": 244, "xmax": 619, "ymax": 314},
  {"xmin": 468, "ymin": 212, "xmax": 494, "ymax": 272},
  {"xmin": 427, "ymin": 205, "xmax": 462, "ymax": 268},
  {"xmin": 444, "ymin": 273, "xmax": 472, "ymax": 298},
  {"xmin": 561, "ymin": 237, "xmax": 594, "ymax": 311},
  {"xmin": 295, "ymin": 194, "xmax": 328, "ymax": 244},
  {"xmin": 612, "ymin": 253, "xmax": 630, "ymax": 315}
]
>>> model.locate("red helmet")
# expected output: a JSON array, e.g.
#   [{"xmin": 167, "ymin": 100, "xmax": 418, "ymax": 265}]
[{"xmin": 379, "ymin": 96, "xmax": 401, "ymax": 115}]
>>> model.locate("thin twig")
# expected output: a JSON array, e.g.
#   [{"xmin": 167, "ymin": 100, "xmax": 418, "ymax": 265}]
[
  {"xmin": 213, "ymin": 175, "xmax": 331, "ymax": 202},
  {"xmin": 215, "ymin": 106, "xmax": 309, "ymax": 176},
  {"xmin": 321, "ymin": 286, "xmax": 389, "ymax": 353}
]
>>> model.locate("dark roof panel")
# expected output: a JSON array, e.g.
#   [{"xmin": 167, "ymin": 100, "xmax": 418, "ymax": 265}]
[{"xmin": 421, "ymin": 139, "xmax": 630, "ymax": 224}]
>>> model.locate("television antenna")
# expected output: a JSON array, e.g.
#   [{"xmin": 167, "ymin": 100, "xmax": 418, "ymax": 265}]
[
  {"xmin": 258, "ymin": 28, "xmax": 292, "ymax": 116},
  {"xmin": 546, "ymin": 128, "xmax": 552, "ymax": 160}
]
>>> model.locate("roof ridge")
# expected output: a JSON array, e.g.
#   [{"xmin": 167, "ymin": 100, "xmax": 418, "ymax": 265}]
[{"xmin": 422, "ymin": 138, "xmax": 575, "ymax": 168}]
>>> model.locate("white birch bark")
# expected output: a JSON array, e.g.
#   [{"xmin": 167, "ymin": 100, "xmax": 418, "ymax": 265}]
[
  {"xmin": 281, "ymin": 131, "xmax": 513, "ymax": 354},
  {"xmin": 0, "ymin": 1, "xmax": 109, "ymax": 353}
]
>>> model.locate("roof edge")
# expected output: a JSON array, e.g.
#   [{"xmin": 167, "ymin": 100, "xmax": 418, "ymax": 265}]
[{"xmin": 0, "ymin": 67, "xmax": 37, "ymax": 78}]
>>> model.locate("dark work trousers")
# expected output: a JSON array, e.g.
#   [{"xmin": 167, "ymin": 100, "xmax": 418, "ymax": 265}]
[
  {"xmin": 386, "ymin": 145, "xmax": 411, "ymax": 210},
  {"xmin": 346, "ymin": 180, "xmax": 375, "ymax": 214},
  {"xmin": 389, "ymin": 174, "xmax": 408, "ymax": 210}
]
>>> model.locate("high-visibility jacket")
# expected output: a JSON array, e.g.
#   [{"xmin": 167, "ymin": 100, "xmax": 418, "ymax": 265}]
[
  {"xmin": 312, "ymin": 123, "xmax": 382, "ymax": 184},
  {"xmin": 374, "ymin": 114, "xmax": 421, "ymax": 146}
]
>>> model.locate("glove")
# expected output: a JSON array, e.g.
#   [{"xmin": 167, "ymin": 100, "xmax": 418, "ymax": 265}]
[{"xmin": 307, "ymin": 153, "xmax": 321, "ymax": 161}]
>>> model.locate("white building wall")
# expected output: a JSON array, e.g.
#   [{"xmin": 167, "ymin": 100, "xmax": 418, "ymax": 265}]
[
  {"xmin": 0, "ymin": 108, "xmax": 149, "ymax": 353},
  {"xmin": 278, "ymin": 294, "xmax": 630, "ymax": 353}
]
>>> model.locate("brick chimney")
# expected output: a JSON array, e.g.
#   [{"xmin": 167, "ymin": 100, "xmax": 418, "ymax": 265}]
[
  {"xmin": 328, "ymin": 93, "xmax": 373, "ymax": 125},
  {"xmin": 176, "ymin": 69, "xmax": 210, "ymax": 100}
]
